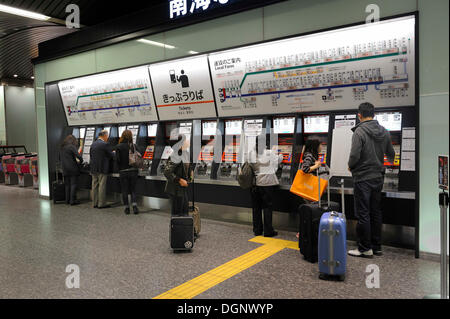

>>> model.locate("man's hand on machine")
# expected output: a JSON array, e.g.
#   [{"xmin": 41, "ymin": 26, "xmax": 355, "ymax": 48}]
[{"xmin": 179, "ymin": 178, "xmax": 188, "ymax": 187}]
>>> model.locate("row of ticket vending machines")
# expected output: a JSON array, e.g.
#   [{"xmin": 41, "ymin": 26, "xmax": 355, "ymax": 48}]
[
  {"xmin": 67, "ymin": 110, "xmax": 405, "ymax": 191},
  {"xmin": 0, "ymin": 146, "xmax": 38, "ymax": 188}
]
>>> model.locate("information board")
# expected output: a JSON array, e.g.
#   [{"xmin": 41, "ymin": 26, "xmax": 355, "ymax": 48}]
[
  {"xmin": 335, "ymin": 114, "xmax": 357, "ymax": 129},
  {"xmin": 149, "ymin": 55, "xmax": 217, "ymax": 120},
  {"xmin": 208, "ymin": 15, "xmax": 415, "ymax": 117},
  {"xmin": 58, "ymin": 66, "xmax": 157, "ymax": 126}
]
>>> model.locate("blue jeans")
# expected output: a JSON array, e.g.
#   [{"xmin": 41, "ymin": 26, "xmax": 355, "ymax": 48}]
[{"xmin": 353, "ymin": 177, "xmax": 384, "ymax": 252}]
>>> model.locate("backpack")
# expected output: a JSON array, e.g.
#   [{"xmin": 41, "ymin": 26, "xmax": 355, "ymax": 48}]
[
  {"xmin": 237, "ymin": 162, "xmax": 255, "ymax": 189},
  {"xmin": 129, "ymin": 144, "xmax": 144, "ymax": 169}
]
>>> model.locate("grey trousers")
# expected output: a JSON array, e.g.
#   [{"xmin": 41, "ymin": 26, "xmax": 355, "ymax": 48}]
[{"xmin": 91, "ymin": 173, "xmax": 108, "ymax": 208}]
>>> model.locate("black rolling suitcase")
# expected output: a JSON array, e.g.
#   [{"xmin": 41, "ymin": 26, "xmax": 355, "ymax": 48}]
[
  {"xmin": 298, "ymin": 168, "xmax": 339, "ymax": 263},
  {"xmin": 52, "ymin": 169, "xmax": 66, "ymax": 204},
  {"xmin": 170, "ymin": 216, "xmax": 194, "ymax": 251}
]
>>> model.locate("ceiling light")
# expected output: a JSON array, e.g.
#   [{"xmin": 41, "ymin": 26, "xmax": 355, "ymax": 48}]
[
  {"xmin": 13, "ymin": 74, "xmax": 18, "ymax": 78},
  {"xmin": 137, "ymin": 39, "xmax": 175, "ymax": 49},
  {"xmin": 31, "ymin": 76, "xmax": 35, "ymax": 80},
  {"xmin": 0, "ymin": 4, "xmax": 51, "ymax": 21},
  {"xmin": 188, "ymin": 50, "xmax": 199, "ymax": 54}
]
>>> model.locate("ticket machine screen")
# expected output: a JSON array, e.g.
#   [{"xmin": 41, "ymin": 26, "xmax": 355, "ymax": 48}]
[
  {"xmin": 202, "ymin": 121, "xmax": 217, "ymax": 137},
  {"xmin": 225, "ymin": 120, "xmax": 242, "ymax": 136},
  {"xmin": 374, "ymin": 112, "xmax": 402, "ymax": 131},
  {"xmin": 273, "ymin": 117, "xmax": 295, "ymax": 134},
  {"xmin": 147, "ymin": 124, "xmax": 157, "ymax": 137},
  {"xmin": 304, "ymin": 115, "xmax": 329, "ymax": 134}
]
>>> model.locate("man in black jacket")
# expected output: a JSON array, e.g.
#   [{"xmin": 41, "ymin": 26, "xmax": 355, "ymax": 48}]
[
  {"xmin": 90, "ymin": 130, "xmax": 114, "ymax": 209},
  {"xmin": 348, "ymin": 102, "xmax": 395, "ymax": 258}
]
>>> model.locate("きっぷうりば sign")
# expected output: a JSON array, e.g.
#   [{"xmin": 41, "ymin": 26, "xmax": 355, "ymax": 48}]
[{"xmin": 149, "ymin": 55, "xmax": 217, "ymax": 120}]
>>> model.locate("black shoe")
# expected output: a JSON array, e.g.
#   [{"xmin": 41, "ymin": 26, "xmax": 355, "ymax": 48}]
[
  {"xmin": 93, "ymin": 205, "xmax": 98, "ymax": 209},
  {"xmin": 70, "ymin": 201, "xmax": 81, "ymax": 206},
  {"xmin": 264, "ymin": 231, "xmax": 278, "ymax": 238},
  {"xmin": 124, "ymin": 207, "xmax": 130, "ymax": 215},
  {"xmin": 373, "ymin": 250, "xmax": 383, "ymax": 256},
  {"xmin": 98, "ymin": 205, "xmax": 111, "ymax": 209},
  {"xmin": 132, "ymin": 206, "xmax": 139, "ymax": 215},
  {"xmin": 254, "ymin": 232, "xmax": 263, "ymax": 236}
]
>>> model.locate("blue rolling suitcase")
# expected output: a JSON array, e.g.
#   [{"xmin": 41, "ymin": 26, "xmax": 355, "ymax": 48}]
[{"xmin": 318, "ymin": 178, "xmax": 347, "ymax": 281}]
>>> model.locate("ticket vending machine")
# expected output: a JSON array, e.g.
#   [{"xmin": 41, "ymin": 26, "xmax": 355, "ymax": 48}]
[
  {"xmin": 194, "ymin": 120, "xmax": 218, "ymax": 179},
  {"xmin": 218, "ymin": 118, "xmax": 243, "ymax": 180},
  {"xmin": 302, "ymin": 114, "xmax": 330, "ymax": 164},
  {"xmin": 141, "ymin": 123, "xmax": 158, "ymax": 175},
  {"xmin": 272, "ymin": 116, "xmax": 296, "ymax": 186},
  {"xmin": 374, "ymin": 111, "xmax": 402, "ymax": 190},
  {"xmin": 156, "ymin": 121, "xmax": 178, "ymax": 176}
]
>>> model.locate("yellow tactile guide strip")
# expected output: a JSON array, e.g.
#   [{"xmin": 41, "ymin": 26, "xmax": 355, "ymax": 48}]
[{"xmin": 153, "ymin": 236, "xmax": 299, "ymax": 299}]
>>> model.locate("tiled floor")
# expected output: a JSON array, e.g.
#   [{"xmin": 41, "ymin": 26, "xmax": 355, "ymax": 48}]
[{"xmin": 0, "ymin": 185, "xmax": 443, "ymax": 299}]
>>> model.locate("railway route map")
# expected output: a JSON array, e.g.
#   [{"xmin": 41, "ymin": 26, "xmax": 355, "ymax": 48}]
[
  {"xmin": 58, "ymin": 66, "xmax": 157, "ymax": 126},
  {"xmin": 208, "ymin": 15, "xmax": 415, "ymax": 117}
]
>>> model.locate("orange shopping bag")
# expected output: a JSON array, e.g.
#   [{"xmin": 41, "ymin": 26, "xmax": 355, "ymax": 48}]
[{"xmin": 289, "ymin": 170, "xmax": 328, "ymax": 202}]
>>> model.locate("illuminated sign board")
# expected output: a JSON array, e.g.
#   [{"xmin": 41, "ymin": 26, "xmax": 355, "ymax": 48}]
[{"xmin": 169, "ymin": 0, "xmax": 231, "ymax": 20}]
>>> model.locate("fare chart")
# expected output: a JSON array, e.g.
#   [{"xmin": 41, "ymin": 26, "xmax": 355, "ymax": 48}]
[
  {"xmin": 208, "ymin": 15, "xmax": 415, "ymax": 117},
  {"xmin": 58, "ymin": 66, "xmax": 157, "ymax": 126}
]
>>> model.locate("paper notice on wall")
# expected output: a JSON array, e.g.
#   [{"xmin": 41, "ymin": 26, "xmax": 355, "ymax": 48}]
[
  {"xmin": 402, "ymin": 127, "xmax": 415, "ymax": 138},
  {"xmin": 401, "ymin": 151, "xmax": 415, "ymax": 171},
  {"xmin": 401, "ymin": 138, "xmax": 415, "ymax": 151}
]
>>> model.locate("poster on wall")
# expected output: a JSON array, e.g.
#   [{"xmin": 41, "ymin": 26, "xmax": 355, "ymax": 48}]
[
  {"xmin": 208, "ymin": 15, "xmax": 415, "ymax": 117},
  {"xmin": 58, "ymin": 66, "xmax": 157, "ymax": 126},
  {"xmin": 149, "ymin": 55, "xmax": 217, "ymax": 120}
]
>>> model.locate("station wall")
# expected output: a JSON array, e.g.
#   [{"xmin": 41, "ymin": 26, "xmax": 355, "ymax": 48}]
[
  {"xmin": 33, "ymin": 0, "xmax": 449, "ymax": 255},
  {"xmin": 3, "ymin": 86, "xmax": 37, "ymax": 153}
]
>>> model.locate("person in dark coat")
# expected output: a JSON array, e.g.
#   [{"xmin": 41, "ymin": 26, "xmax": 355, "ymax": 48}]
[
  {"xmin": 90, "ymin": 130, "xmax": 114, "ymax": 209},
  {"xmin": 60, "ymin": 135, "xmax": 83, "ymax": 205},
  {"xmin": 348, "ymin": 102, "xmax": 395, "ymax": 258},
  {"xmin": 115, "ymin": 129, "xmax": 139, "ymax": 215},
  {"xmin": 163, "ymin": 134, "xmax": 192, "ymax": 217}
]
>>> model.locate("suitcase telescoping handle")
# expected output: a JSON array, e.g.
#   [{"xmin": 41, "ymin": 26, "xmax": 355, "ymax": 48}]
[
  {"xmin": 339, "ymin": 178, "xmax": 346, "ymax": 219},
  {"xmin": 316, "ymin": 166, "xmax": 331, "ymax": 209}
]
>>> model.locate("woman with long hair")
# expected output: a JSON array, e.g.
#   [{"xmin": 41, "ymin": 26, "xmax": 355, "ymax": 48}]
[
  {"xmin": 301, "ymin": 138, "xmax": 322, "ymax": 174},
  {"xmin": 60, "ymin": 135, "xmax": 83, "ymax": 205},
  {"xmin": 115, "ymin": 130, "xmax": 139, "ymax": 214},
  {"xmin": 296, "ymin": 137, "xmax": 322, "ymax": 238}
]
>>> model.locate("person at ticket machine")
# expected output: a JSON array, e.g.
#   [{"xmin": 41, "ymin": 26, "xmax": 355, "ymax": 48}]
[
  {"xmin": 249, "ymin": 144, "xmax": 283, "ymax": 238},
  {"xmin": 163, "ymin": 134, "xmax": 193, "ymax": 217},
  {"xmin": 295, "ymin": 138, "xmax": 322, "ymax": 239},
  {"xmin": 115, "ymin": 130, "xmax": 140, "ymax": 215},
  {"xmin": 347, "ymin": 102, "xmax": 395, "ymax": 258},
  {"xmin": 60, "ymin": 135, "xmax": 83, "ymax": 206}
]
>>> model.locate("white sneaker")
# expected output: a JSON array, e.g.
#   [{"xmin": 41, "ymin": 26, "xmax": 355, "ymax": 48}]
[{"xmin": 348, "ymin": 249, "xmax": 374, "ymax": 258}]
